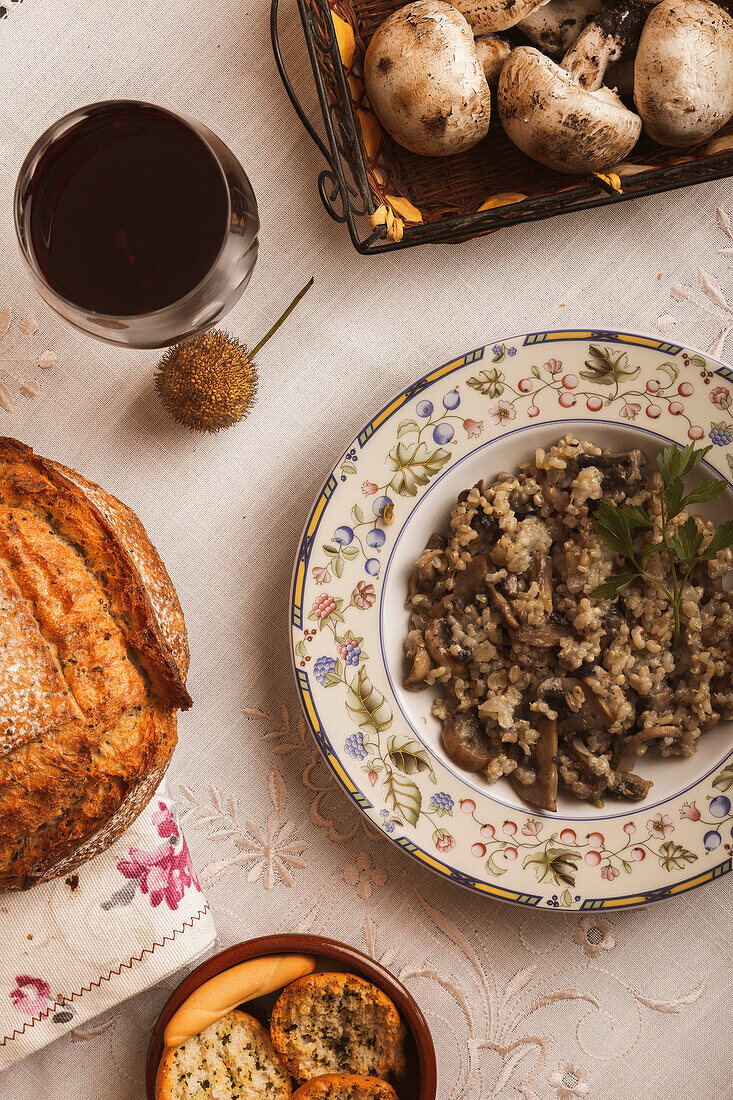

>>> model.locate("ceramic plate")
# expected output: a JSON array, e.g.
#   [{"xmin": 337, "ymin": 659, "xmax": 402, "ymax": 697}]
[{"xmin": 290, "ymin": 330, "xmax": 733, "ymax": 911}]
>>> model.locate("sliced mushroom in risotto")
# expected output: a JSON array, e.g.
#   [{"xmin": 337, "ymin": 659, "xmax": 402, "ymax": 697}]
[{"xmin": 404, "ymin": 435, "xmax": 733, "ymax": 811}]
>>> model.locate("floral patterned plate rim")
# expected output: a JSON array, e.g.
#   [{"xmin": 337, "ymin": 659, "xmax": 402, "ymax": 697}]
[{"xmin": 290, "ymin": 329, "xmax": 733, "ymax": 911}]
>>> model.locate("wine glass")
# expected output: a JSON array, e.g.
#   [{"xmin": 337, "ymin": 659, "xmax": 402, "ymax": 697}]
[{"xmin": 14, "ymin": 101, "xmax": 259, "ymax": 349}]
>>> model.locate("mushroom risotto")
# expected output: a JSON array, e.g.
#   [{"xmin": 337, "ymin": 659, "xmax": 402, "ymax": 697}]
[{"xmin": 404, "ymin": 436, "xmax": 733, "ymax": 811}]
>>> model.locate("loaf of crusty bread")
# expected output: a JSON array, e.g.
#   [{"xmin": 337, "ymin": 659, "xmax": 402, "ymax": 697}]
[
  {"xmin": 157, "ymin": 1010, "xmax": 292, "ymax": 1100},
  {"xmin": 0, "ymin": 437, "xmax": 191, "ymax": 889},
  {"xmin": 292, "ymin": 1075, "xmax": 399, "ymax": 1099},
  {"xmin": 270, "ymin": 973, "xmax": 406, "ymax": 1083}
]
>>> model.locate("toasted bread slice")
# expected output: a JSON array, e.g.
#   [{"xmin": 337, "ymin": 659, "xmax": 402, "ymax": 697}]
[
  {"xmin": 292, "ymin": 1075, "xmax": 399, "ymax": 1099},
  {"xmin": 270, "ymin": 972, "xmax": 405, "ymax": 1082},
  {"xmin": 157, "ymin": 1009, "xmax": 292, "ymax": 1100}
]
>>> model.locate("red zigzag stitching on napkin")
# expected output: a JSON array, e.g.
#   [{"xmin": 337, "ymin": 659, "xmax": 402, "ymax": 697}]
[{"xmin": 1, "ymin": 904, "xmax": 210, "ymax": 1046}]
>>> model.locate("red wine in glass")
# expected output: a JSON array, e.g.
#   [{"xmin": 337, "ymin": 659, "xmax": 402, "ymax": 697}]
[{"xmin": 15, "ymin": 101, "xmax": 259, "ymax": 348}]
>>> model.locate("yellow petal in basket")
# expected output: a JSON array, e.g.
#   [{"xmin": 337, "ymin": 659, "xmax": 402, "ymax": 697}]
[
  {"xmin": 610, "ymin": 162, "xmax": 656, "ymax": 176},
  {"xmin": 703, "ymin": 133, "xmax": 733, "ymax": 155},
  {"xmin": 347, "ymin": 73, "xmax": 364, "ymax": 103},
  {"xmin": 385, "ymin": 195, "xmax": 423, "ymax": 224},
  {"xmin": 330, "ymin": 10, "xmax": 355, "ymax": 70},
  {"xmin": 477, "ymin": 192, "xmax": 527, "ymax": 211},
  {"xmin": 356, "ymin": 108, "xmax": 381, "ymax": 160},
  {"xmin": 369, "ymin": 204, "xmax": 404, "ymax": 242},
  {"xmin": 593, "ymin": 172, "xmax": 623, "ymax": 195},
  {"xmin": 370, "ymin": 195, "xmax": 423, "ymax": 243}
]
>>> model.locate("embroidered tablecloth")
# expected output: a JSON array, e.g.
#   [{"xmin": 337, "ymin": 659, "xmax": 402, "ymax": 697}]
[{"xmin": 0, "ymin": 0, "xmax": 732, "ymax": 1096}]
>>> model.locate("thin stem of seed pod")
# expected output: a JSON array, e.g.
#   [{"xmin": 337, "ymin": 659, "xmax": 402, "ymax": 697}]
[{"xmin": 250, "ymin": 277, "xmax": 314, "ymax": 358}]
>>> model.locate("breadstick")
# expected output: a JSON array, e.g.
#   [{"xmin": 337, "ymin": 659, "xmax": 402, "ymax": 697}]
[{"xmin": 163, "ymin": 953, "xmax": 316, "ymax": 1049}]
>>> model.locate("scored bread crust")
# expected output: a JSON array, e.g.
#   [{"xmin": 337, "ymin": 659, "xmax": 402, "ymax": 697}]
[
  {"xmin": 270, "ymin": 972, "xmax": 406, "ymax": 1083},
  {"xmin": 0, "ymin": 437, "xmax": 191, "ymax": 890},
  {"xmin": 157, "ymin": 1009, "xmax": 292, "ymax": 1100},
  {"xmin": 292, "ymin": 1075, "xmax": 399, "ymax": 1099}
]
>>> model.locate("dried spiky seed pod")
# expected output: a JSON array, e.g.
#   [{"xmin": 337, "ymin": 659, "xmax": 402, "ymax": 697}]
[
  {"xmin": 156, "ymin": 332, "xmax": 258, "ymax": 433},
  {"xmin": 155, "ymin": 278, "xmax": 313, "ymax": 433}
]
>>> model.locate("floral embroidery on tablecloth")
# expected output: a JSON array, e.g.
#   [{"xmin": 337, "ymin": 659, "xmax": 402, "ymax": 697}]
[
  {"xmin": 390, "ymin": 886, "xmax": 704, "ymax": 1099},
  {"xmin": 180, "ymin": 763, "xmax": 307, "ymax": 890},
  {"xmin": 0, "ymin": 307, "xmax": 57, "ymax": 414},
  {"xmin": 342, "ymin": 851, "xmax": 387, "ymax": 899},
  {"xmin": 549, "ymin": 1062, "xmax": 590, "ymax": 1099},
  {"xmin": 658, "ymin": 205, "xmax": 733, "ymax": 359},
  {"xmin": 260, "ymin": 704, "xmax": 376, "ymax": 842},
  {"xmin": 572, "ymin": 918, "xmax": 615, "ymax": 960}
]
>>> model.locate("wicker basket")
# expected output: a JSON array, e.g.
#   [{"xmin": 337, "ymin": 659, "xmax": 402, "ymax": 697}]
[{"xmin": 271, "ymin": 0, "xmax": 733, "ymax": 253}]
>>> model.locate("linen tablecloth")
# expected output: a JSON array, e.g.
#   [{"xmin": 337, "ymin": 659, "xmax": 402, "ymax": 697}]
[{"xmin": 0, "ymin": 0, "xmax": 732, "ymax": 1096}]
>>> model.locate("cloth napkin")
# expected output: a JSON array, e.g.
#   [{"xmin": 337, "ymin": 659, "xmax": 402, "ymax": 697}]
[{"xmin": 0, "ymin": 784, "xmax": 215, "ymax": 1071}]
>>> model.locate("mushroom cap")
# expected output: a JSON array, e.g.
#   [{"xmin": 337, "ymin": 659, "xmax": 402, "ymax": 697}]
[
  {"xmin": 497, "ymin": 46, "xmax": 642, "ymax": 174},
  {"xmin": 364, "ymin": 0, "xmax": 491, "ymax": 157},
  {"xmin": 450, "ymin": 0, "xmax": 549, "ymax": 33},
  {"xmin": 634, "ymin": 0, "xmax": 733, "ymax": 147}
]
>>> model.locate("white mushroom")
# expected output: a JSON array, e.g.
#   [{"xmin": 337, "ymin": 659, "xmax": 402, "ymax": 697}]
[
  {"xmin": 634, "ymin": 0, "xmax": 733, "ymax": 147},
  {"xmin": 517, "ymin": 0, "xmax": 660, "ymax": 57},
  {"xmin": 449, "ymin": 0, "xmax": 550, "ymax": 33},
  {"xmin": 497, "ymin": 5, "xmax": 647, "ymax": 174},
  {"xmin": 562, "ymin": 5, "xmax": 648, "ymax": 90},
  {"xmin": 474, "ymin": 33, "xmax": 512, "ymax": 85},
  {"xmin": 517, "ymin": 0, "xmax": 603, "ymax": 58},
  {"xmin": 516, "ymin": 0, "xmax": 644, "ymax": 101},
  {"xmin": 364, "ymin": 0, "xmax": 492, "ymax": 156}
]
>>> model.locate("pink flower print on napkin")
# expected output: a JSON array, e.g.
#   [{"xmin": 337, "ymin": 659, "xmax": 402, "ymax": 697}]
[
  {"xmin": 10, "ymin": 976, "xmax": 51, "ymax": 1018},
  {"xmin": 152, "ymin": 800, "xmax": 179, "ymax": 840},
  {"xmin": 117, "ymin": 837, "xmax": 199, "ymax": 910}
]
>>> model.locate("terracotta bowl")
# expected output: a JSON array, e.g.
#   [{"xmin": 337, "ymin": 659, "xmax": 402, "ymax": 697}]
[{"xmin": 146, "ymin": 933, "xmax": 437, "ymax": 1100}]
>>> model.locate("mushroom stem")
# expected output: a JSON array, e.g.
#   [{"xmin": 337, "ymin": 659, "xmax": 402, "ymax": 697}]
[
  {"xmin": 562, "ymin": 3, "xmax": 649, "ymax": 91},
  {"xmin": 518, "ymin": 0, "xmax": 603, "ymax": 59},
  {"xmin": 510, "ymin": 717, "xmax": 559, "ymax": 812}
]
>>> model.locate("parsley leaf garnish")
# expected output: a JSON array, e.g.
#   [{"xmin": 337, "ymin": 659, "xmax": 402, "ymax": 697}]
[{"xmin": 591, "ymin": 443, "xmax": 733, "ymax": 644}]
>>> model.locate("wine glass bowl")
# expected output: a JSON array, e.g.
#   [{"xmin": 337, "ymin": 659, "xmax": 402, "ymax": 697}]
[{"xmin": 14, "ymin": 101, "xmax": 259, "ymax": 349}]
